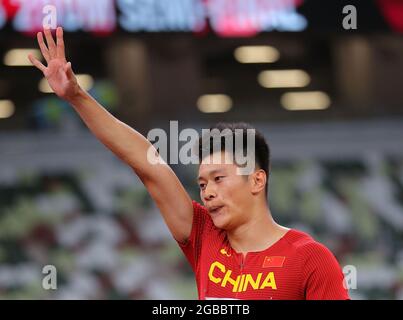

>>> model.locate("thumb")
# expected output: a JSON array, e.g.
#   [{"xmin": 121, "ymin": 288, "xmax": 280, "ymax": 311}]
[{"xmin": 64, "ymin": 62, "xmax": 74, "ymax": 80}]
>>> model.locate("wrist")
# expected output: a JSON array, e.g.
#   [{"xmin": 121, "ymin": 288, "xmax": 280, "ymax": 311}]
[{"xmin": 66, "ymin": 86, "xmax": 88, "ymax": 105}]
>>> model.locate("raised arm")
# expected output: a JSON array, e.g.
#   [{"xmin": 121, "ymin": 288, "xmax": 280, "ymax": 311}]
[{"xmin": 28, "ymin": 27, "xmax": 193, "ymax": 243}]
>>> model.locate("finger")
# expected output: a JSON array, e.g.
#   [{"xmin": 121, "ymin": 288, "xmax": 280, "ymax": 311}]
[
  {"xmin": 44, "ymin": 27, "xmax": 57, "ymax": 58},
  {"xmin": 64, "ymin": 62, "xmax": 74, "ymax": 80},
  {"xmin": 37, "ymin": 32, "xmax": 50, "ymax": 63},
  {"xmin": 56, "ymin": 27, "xmax": 66, "ymax": 60},
  {"xmin": 28, "ymin": 54, "xmax": 46, "ymax": 73}
]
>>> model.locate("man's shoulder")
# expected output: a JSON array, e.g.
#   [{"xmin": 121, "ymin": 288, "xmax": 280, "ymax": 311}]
[
  {"xmin": 285, "ymin": 229, "xmax": 334, "ymax": 258},
  {"xmin": 191, "ymin": 200, "xmax": 216, "ymax": 230},
  {"xmin": 192, "ymin": 200, "xmax": 207, "ymax": 212},
  {"xmin": 192, "ymin": 200, "xmax": 210, "ymax": 219}
]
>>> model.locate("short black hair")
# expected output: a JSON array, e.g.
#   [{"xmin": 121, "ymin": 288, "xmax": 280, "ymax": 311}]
[{"xmin": 198, "ymin": 122, "xmax": 271, "ymax": 197}]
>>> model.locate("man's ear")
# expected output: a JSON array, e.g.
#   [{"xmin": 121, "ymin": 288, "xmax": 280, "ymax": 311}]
[{"xmin": 250, "ymin": 169, "xmax": 267, "ymax": 195}]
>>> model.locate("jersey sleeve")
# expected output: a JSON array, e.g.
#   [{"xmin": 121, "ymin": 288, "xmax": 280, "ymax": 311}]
[
  {"xmin": 176, "ymin": 200, "xmax": 214, "ymax": 272},
  {"xmin": 300, "ymin": 242, "xmax": 350, "ymax": 300}
]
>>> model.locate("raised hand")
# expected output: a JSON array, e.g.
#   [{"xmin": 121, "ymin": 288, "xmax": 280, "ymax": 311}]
[{"xmin": 29, "ymin": 27, "xmax": 80, "ymax": 102}]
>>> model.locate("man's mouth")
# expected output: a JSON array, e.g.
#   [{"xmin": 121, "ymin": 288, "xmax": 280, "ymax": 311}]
[{"xmin": 208, "ymin": 205, "xmax": 224, "ymax": 214}]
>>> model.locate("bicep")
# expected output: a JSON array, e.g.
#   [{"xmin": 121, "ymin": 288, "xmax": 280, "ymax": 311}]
[{"xmin": 138, "ymin": 163, "xmax": 194, "ymax": 243}]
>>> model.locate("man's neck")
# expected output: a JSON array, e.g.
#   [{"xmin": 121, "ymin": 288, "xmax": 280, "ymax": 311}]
[{"xmin": 227, "ymin": 205, "xmax": 289, "ymax": 256}]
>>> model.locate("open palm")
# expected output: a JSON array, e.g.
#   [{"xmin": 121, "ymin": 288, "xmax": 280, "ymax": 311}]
[{"xmin": 29, "ymin": 27, "xmax": 79, "ymax": 101}]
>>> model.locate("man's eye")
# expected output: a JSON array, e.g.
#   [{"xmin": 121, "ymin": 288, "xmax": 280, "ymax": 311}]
[
  {"xmin": 215, "ymin": 176, "xmax": 225, "ymax": 182},
  {"xmin": 199, "ymin": 183, "xmax": 206, "ymax": 189}
]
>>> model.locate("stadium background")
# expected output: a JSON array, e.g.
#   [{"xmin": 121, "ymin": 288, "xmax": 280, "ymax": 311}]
[{"xmin": 0, "ymin": 0, "xmax": 402, "ymax": 299}]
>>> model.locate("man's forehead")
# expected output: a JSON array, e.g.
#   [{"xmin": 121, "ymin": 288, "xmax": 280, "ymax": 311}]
[{"xmin": 200, "ymin": 150, "xmax": 233, "ymax": 164}]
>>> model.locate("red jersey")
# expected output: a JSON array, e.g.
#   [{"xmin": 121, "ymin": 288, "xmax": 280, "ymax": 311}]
[{"xmin": 177, "ymin": 201, "xmax": 350, "ymax": 300}]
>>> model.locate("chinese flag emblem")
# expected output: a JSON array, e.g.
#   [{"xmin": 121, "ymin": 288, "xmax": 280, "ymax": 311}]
[{"xmin": 262, "ymin": 256, "xmax": 286, "ymax": 268}]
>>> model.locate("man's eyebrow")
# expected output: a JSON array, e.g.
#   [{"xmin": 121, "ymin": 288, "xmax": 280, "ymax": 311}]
[{"xmin": 197, "ymin": 169, "xmax": 224, "ymax": 181}]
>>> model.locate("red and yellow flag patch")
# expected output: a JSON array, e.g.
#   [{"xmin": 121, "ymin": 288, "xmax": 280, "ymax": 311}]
[{"xmin": 262, "ymin": 256, "xmax": 286, "ymax": 268}]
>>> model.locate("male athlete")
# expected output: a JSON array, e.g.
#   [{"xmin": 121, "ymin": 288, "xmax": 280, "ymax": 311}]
[{"xmin": 29, "ymin": 27, "xmax": 350, "ymax": 300}]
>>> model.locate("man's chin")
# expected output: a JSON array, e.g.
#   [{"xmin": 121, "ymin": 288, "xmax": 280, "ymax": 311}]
[
  {"xmin": 211, "ymin": 214, "xmax": 230, "ymax": 230},
  {"xmin": 212, "ymin": 221, "xmax": 228, "ymax": 230}
]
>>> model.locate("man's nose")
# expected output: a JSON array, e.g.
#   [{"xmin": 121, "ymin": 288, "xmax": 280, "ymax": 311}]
[{"xmin": 203, "ymin": 183, "xmax": 217, "ymax": 201}]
